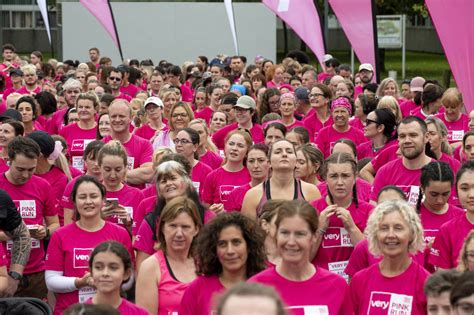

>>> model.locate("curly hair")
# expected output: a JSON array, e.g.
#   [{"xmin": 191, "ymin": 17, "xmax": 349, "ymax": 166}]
[{"xmin": 195, "ymin": 212, "xmax": 266, "ymax": 278}]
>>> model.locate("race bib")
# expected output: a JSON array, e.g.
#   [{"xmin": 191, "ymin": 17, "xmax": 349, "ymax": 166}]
[
  {"xmin": 449, "ymin": 130, "xmax": 464, "ymax": 142},
  {"xmin": 322, "ymin": 227, "xmax": 352, "ymax": 248},
  {"xmin": 328, "ymin": 260, "xmax": 349, "ymax": 282},
  {"xmin": 78, "ymin": 286, "xmax": 96, "ymax": 303},
  {"xmin": 287, "ymin": 305, "xmax": 329, "ymax": 315},
  {"xmin": 73, "ymin": 248, "xmax": 92, "ymax": 269},
  {"xmin": 127, "ymin": 157, "xmax": 135, "ymax": 170},
  {"xmin": 368, "ymin": 292, "xmax": 413, "ymax": 315},
  {"xmin": 407, "ymin": 186, "xmax": 420, "ymax": 207},
  {"xmin": 72, "ymin": 156, "xmax": 85, "ymax": 171},
  {"xmin": 14, "ymin": 200, "xmax": 36, "ymax": 219}
]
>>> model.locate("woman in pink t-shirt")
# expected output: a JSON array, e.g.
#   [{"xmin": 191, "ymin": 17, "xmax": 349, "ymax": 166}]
[
  {"xmin": 357, "ymin": 108, "xmax": 397, "ymax": 160},
  {"xmin": 457, "ymin": 230, "xmax": 474, "ymax": 272},
  {"xmin": 303, "ymin": 83, "xmax": 333, "ymax": 142},
  {"xmin": 242, "ymin": 139, "xmax": 320, "ymax": 220},
  {"xmin": 180, "ymin": 212, "xmax": 267, "ymax": 315},
  {"xmin": 152, "ymin": 102, "xmax": 194, "ymax": 150},
  {"xmin": 0, "ymin": 119, "xmax": 23, "ymax": 172},
  {"xmin": 16, "ymin": 95, "xmax": 43, "ymax": 135},
  {"xmin": 349, "ymin": 90, "xmax": 377, "ymax": 132},
  {"xmin": 45, "ymin": 176, "xmax": 134, "ymax": 315},
  {"xmin": 311, "ymin": 152, "xmax": 373, "ymax": 279},
  {"xmin": 202, "ymin": 130, "xmax": 252, "ymax": 212},
  {"xmin": 134, "ymin": 96, "xmax": 166, "ymax": 141},
  {"xmin": 98, "ymin": 140, "xmax": 143, "ymax": 233},
  {"xmin": 85, "ymin": 241, "xmax": 147, "ymax": 315},
  {"xmin": 174, "ymin": 128, "xmax": 212, "ymax": 196},
  {"xmin": 249, "ymin": 200, "xmax": 353, "ymax": 314},
  {"xmin": 429, "ymin": 162, "xmax": 474, "ymax": 269},
  {"xmin": 195, "ymin": 84, "xmax": 222, "ymax": 125},
  {"xmin": 226, "ymin": 143, "xmax": 270, "ymax": 212},
  {"xmin": 136, "ymin": 197, "xmax": 202, "ymax": 315},
  {"xmin": 209, "ymin": 111, "xmax": 228, "ymax": 135},
  {"xmin": 410, "ymin": 84, "xmax": 444, "ymax": 119},
  {"xmin": 436, "ymin": 88, "xmax": 469, "ymax": 145},
  {"xmin": 278, "ymin": 93, "xmax": 304, "ymax": 130},
  {"xmin": 97, "ymin": 113, "xmax": 111, "ymax": 140},
  {"xmin": 315, "ymin": 97, "xmax": 366, "ymax": 158},
  {"xmin": 295, "ymin": 144, "xmax": 324, "ymax": 186},
  {"xmin": 454, "ymin": 129, "xmax": 474, "ymax": 163},
  {"xmin": 188, "ymin": 119, "xmax": 223, "ymax": 169},
  {"xmin": 193, "ymin": 87, "xmax": 207, "ymax": 113},
  {"xmin": 350, "ymin": 200, "xmax": 429, "ymax": 315}
]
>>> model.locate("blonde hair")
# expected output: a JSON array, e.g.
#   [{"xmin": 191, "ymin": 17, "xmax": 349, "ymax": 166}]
[
  {"xmin": 457, "ymin": 230, "xmax": 474, "ymax": 272},
  {"xmin": 441, "ymin": 87, "xmax": 463, "ymax": 108},
  {"xmin": 377, "ymin": 95, "xmax": 402, "ymax": 124},
  {"xmin": 21, "ymin": 64, "xmax": 36, "ymax": 76},
  {"xmin": 376, "ymin": 77, "xmax": 400, "ymax": 99},
  {"xmin": 97, "ymin": 140, "xmax": 128, "ymax": 167},
  {"xmin": 425, "ymin": 116, "xmax": 453, "ymax": 155},
  {"xmin": 366, "ymin": 200, "xmax": 424, "ymax": 257},
  {"xmin": 189, "ymin": 118, "xmax": 218, "ymax": 153}
]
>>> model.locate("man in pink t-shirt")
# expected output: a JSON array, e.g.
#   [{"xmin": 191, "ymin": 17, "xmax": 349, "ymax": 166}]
[
  {"xmin": 0, "ymin": 44, "xmax": 15, "ymax": 72},
  {"xmin": 16, "ymin": 65, "xmax": 41, "ymax": 96},
  {"xmin": 107, "ymin": 68, "xmax": 132, "ymax": 102},
  {"xmin": 47, "ymin": 79, "xmax": 82, "ymax": 135},
  {"xmin": 371, "ymin": 116, "xmax": 433, "ymax": 206},
  {"xmin": 104, "ymin": 99, "xmax": 153, "ymax": 186},
  {"xmin": 354, "ymin": 63, "xmax": 374, "ymax": 99},
  {"xmin": 0, "ymin": 137, "xmax": 59, "ymax": 299}
]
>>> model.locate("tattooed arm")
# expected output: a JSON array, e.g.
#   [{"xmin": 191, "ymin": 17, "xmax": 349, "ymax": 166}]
[{"xmin": 2, "ymin": 221, "xmax": 31, "ymax": 297}]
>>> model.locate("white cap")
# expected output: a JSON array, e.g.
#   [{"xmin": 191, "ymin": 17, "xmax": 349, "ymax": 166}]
[
  {"xmin": 359, "ymin": 63, "xmax": 374, "ymax": 72},
  {"xmin": 323, "ymin": 54, "xmax": 334, "ymax": 62},
  {"xmin": 144, "ymin": 96, "xmax": 164, "ymax": 108}
]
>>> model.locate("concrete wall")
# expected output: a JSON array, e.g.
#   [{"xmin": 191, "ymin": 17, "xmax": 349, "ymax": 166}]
[{"xmin": 61, "ymin": 2, "xmax": 276, "ymax": 64}]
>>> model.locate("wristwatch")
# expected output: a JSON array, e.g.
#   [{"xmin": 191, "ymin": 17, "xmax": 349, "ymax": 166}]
[{"xmin": 8, "ymin": 271, "xmax": 22, "ymax": 281}]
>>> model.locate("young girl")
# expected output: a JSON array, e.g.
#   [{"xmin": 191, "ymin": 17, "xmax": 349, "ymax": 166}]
[
  {"xmin": 435, "ymin": 88, "xmax": 469, "ymax": 145},
  {"xmin": 430, "ymin": 161, "xmax": 474, "ymax": 269},
  {"xmin": 86, "ymin": 241, "xmax": 147, "ymax": 314}
]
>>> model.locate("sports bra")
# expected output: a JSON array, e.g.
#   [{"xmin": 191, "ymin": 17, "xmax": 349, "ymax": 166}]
[{"xmin": 255, "ymin": 179, "xmax": 306, "ymax": 216}]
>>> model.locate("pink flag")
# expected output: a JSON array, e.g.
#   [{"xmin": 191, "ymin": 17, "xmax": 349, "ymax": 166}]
[
  {"xmin": 262, "ymin": 0, "xmax": 326, "ymax": 68},
  {"xmin": 329, "ymin": 0, "xmax": 377, "ymax": 81},
  {"xmin": 426, "ymin": 0, "xmax": 474, "ymax": 112},
  {"xmin": 79, "ymin": 0, "xmax": 123, "ymax": 60}
]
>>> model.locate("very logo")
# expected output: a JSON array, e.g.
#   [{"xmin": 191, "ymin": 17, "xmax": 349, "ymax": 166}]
[
  {"xmin": 371, "ymin": 300, "xmax": 389, "ymax": 310},
  {"xmin": 73, "ymin": 248, "xmax": 93, "ymax": 268}
]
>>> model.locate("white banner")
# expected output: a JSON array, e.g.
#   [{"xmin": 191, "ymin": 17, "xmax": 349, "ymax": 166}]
[
  {"xmin": 36, "ymin": 0, "xmax": 52, "ymax": 44},
  {"xmin": 224, "ymin": 0, "xmax": 239, "ymax": 55}
]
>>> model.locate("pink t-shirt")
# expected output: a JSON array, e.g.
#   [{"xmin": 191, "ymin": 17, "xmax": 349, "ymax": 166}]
[
  {"xmin": 371, "ymin": 158, "xmax": 431, "ymax": 206},
  {"xmin": 283, "ymin": 119, "xmax": 305, "ymax": 131},
  {"xmin": 115, "ymin": 92, "xmax": 132, "ymax": 102},
  {"xmin": 0, "ymin": 246, "xmax": 7, "ymax": 267},
  {"xmin": 105, "ymin": 184, "xmax": 144, "ymax": 229},
  {"xmin": 141, "ymin": 184, "xmax": 157, "ymax": 199},
  {"xmin": 439, "ymin": 152, "xmax": 461, "ymax": 175},
  {"xmin": 349, "ymin": 117, "xmax": 365, "ymax": 131},
  {"xmin": 357, "ymin": 139, "xmax": 397, "ymax": 160},
  {"xmin": 249, "ymin": 266, "xmax": 353, "ymax": 315},
  {"xmin": 200, "ymin": 150, "xmax": 223, "ymax": 170},
  {"xmin": 350, "ymin": 261, "xmax": 429, "ymax": 315},
  {"xmin": 180, "ymin": 275, "xmax": 225, "ymax": 315},
  {"xmin": 47, "ymin": 107, "xmax": 68, "ymax": 135},
  {"xmin": 17, "ymin": 85, "xmax": 42, "ymax": 95},
  {"xmin": 435, "ymin": 113, "xmax": 469, "ymax": 143},
  {"xmin": 59, "ymin": 123, "xmax": 97, "ymax": 171},
  {"xmin": 211, "ymin": 123, "xmax": 264, "ymax": 150},
  {"xmin": 85, "ymin": 298, "xmax": 148, "ymax": 315},
  {"xmin": 315, "ymin": 125, "xmax": 366, "ymax": 158},
  {"xmin": 133, "ymin": 196, "xmax": 156, "ymax": 236},
  {"xmin": 120, "ymin": 84, "xmax": 140, "ymax": 98},
  {"xmin": 180, "ymin": 85, "xmax": 193, "ymax": 103},
  {"xmin": 134, "ymin": 210, "xmax": 215, "ymax": 255},
  {"xmin": 60, "ymin": 176, "xmax": 80, "ymax": 213},
  {"xmin": 303, "ymin": 112, "xmax": 333, "ymax": 143},
  {"xmin": 225, "ymin": 183, "xmax": 251, "ymax": 212},
  {"xmin": 317, "ymin": 72, "xmax": 332, "ymax": 83},
  {"xmin": 310, "ymin": 198, "xmax": 373, "ymax": 280},
  {"xmin": 202, "ymin": 167, "xmax": 251, "ymax": 206},
  {"xmin": 35, "ymin": 166, "xmax": 68, "ymax": 225},
  {"xmin": 0, "ymin": 174, "xmax": 58, "ymax": 274},
  {"xmin": 103, "ymin": 134, "xmax": 153, "ymax": 170},
  {"xmin": 429, "ymin": 213, "xmax": 474, "ymax": 269},
  {"xmin": 0, "ymin": 159, "xmax": 8, "ymax": 173},
  {"xmin": 191, "ymin": 161, "xmax": 212, "ymax": 196},
  {"xmin": 45, "ymin": 221, "xmax": 133, "ymax": 315},
  {"xmin": 317, "ymin": 178, "xmax": 372, "ymax": 203},
  {"xmin": 371, "ymin": 144, "xmax": 399, "ymax": 173},
  {"xmin": 400, "ymin": 100, "xmax": 418, "ymax": 118},
  {"xmin": 134, "ymin": 123, "xmax": 166, "ymax": 141},
  {"xmin": 195, "ymin": 106, "xmax": 214, "ymax": 126}
]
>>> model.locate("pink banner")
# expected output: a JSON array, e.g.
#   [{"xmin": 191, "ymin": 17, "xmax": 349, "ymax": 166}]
[
  {"xmin": 329, "ymin": 0, "xmax": 377, "ymax": 81},
  {"xmin": 262, "ymin": 0, "xmax": 326, "ymax": 69},
  {"xmin": 426, "ymin": 0, "xmax": 474, "ymax": 112},
  {"xmin": 80, "ymin": 0, "xmax": 122, "ymax": 59}
]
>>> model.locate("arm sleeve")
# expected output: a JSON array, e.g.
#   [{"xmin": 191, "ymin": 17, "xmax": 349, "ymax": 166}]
[{"xmin": 45, "ymin": 270, "xmax": 77, "ymax": 293}]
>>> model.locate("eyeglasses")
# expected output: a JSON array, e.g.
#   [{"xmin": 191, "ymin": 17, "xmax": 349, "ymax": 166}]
[
  {"xmin": 173, "ymin": 138, "xmax": 192, "ymax": 145},
  {"xmin": 366, "ymin": 119, "xmax": 380, "ymax": 126},
  {"xmin": 109, "ymin": 76, "xmax": 121, "ymax": 82},
  {"xmin": 171, "ymin": 113, "xmax": 188, "ymax": 119},
  {"xmin": 309, "ymin": 93, "xmax": 324, "ymax": 98}
]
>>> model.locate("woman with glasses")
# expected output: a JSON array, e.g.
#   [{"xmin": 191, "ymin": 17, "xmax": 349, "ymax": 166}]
[
  {"xmin": 152, "ymin": 102, "xmax": 194, "ymax": 150},
  {"xmin": 258, "ymin": 88, "xmax": 281, "ymax": 123},
  {"xmin": 174, "ymin": 128, "xmax": 212, "ymax": 196},
  {"xmin": 357, "ymin": 108, "xmax": 397, "ymax": 160},
  {"xmin": 134, "ymin": 97, "xmax": 166, "ymax": 141},
  {"xmin": 303, "ymin": 83, "xmax": 333, "ymax": 143}
]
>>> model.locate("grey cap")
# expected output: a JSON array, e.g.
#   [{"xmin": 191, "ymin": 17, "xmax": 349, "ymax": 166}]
[
  {"xmin": 294, "ymin": 87, "xmax": 310, "ymax": 102},
  {"xmin": 234, "ymin": 95, "xmax": 256, "ymax": 110}
]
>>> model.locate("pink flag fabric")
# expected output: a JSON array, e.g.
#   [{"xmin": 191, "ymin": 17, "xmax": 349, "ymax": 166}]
[
  {"xmin": 79, "ymin": 0, "xmax": 121, "ymax": 56},
  {"xmin": 426, "ymin": 0, "xmax": 474, "ymax": 112},
  {"xmin": 329, "ymin": 0, "xmax": 377, "ymax": 81},
  {"xmin": 262, "ymin": 0, "xmax": 326, "ymax": 69}
]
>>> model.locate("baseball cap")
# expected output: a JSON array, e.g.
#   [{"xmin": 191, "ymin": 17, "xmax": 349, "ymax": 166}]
[
  {"xmin": 294, "ymin": 87, "xmax": 310, "ymax": 102},
  {"xmin": 234, "ymin": 95, "xmax": 256, "ymax": 110},
  {"xmin": 144, "ymin": 97, "xmax": 164, "ymax": 108},
  {"xmin": 0, "ymin": 109, "xmax": 22, "ymax": 122},
  {"xmin": 410, "ymin": 76, "xmax": 426, "ymax": 92},
  {"xmin": 359, "ymin": 63, "xmax": 374, "ymax": 72},
  {"xmin": 9, "ymin": 68, "xmax": 23, "ymax": 77},
  {"xmin": 323, "ymin": 54, "xmax": 334, "ymax": 63}
]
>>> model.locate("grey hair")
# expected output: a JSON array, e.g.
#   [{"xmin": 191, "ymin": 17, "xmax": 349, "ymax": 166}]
[
  {"xmin": 366, "ymin": 200, "xmax": 424, "ymax": 257},
  {"xmin": 63, "ymin": 78, "xmax": 82, "ymax": 91},
  {"xmin": 155, "ymin": 160, "xmax": 193, "ymax": 191}
]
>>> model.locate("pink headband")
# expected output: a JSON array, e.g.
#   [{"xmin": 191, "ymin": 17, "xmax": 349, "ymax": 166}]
[
  {"xmin": 280, "ymin": 92, "xmax": 295, "ymax": 102},
  {"xmin": 331, "ymin": 97, "xmax": 352, "ymax": 115},
  {"xmin": 47, "ymin": 141, "xmax": 63, "ymax": 163}
]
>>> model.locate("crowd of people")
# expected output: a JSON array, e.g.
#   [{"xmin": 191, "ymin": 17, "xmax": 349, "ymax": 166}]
[{"xmin": 0, "ymin": 43, "xmax": 473, "ymax": 314}]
